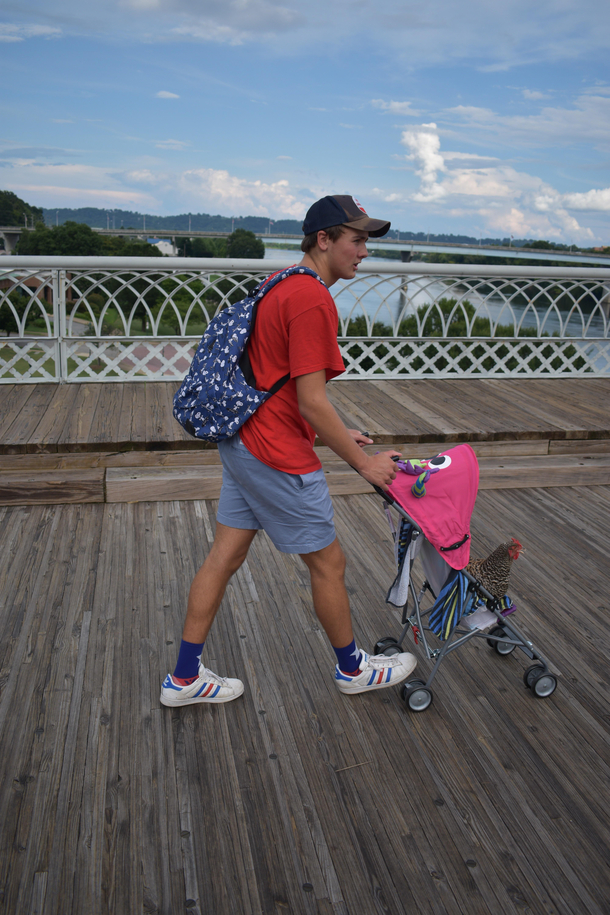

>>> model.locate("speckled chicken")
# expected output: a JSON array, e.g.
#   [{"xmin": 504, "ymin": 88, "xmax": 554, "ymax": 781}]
[{"xmin": 465, "ymin": 538, "xmax": 523, "ymax": 599}]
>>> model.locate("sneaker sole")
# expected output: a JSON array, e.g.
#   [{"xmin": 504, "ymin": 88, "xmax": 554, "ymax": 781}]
[{"xmin": 160, "ymin": 682, "xmax": 244, "ymax": 706}]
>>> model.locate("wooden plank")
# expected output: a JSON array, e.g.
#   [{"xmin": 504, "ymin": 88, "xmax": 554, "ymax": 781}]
[
  {"xmin": 333, "ymin": 380, "xmax": 430, "ymax": 438},
  {"xmin": 0, "ymin": 385, "xmax": 35, "ymax": 448},
  {"xmin": 145, "ymin": 383, "xmax": 176, "ymax": 445},
  {"xmin": 0, "ymin": 448, "xmax": 222, "ymax": 471},
  {"xmin": 87, "ymin": 381, "xmax": 125, "ymax": 449},
  {"xmin": 25, "ymin": 383, "xmax": 81, "ymax": 453},
  {"xmin": 411, "ymin": 377, "xmax": 562, "ymax": 440},
  {"xmin": 55, "ymin": 383, "xmax": 103, "ymax": 452},
  {"xmin": 0, "ymin": 469, "xmax": 105, "ymax": 504},
  {"xmin": 549, "ymin": 438, "xmax": 610, "ymax": 454},
  {"xmin": 105, "ymin": 465, "xmax": 223, "ymax": 502},
  {"xmin": 0, "ymin": 440, "xmax": 560, "ymax": 474},
  {"xmin": 115, "ymin": 382, "xmax": 147, "ymax": 447},
  {"xmin": 1, "ymin": 385, "xmax": 58, "ymax": 453},
  {"xmin": 369, "ymin": 380, "xmax": 467, "ymax": 439},
  {"xmin": 489, "ymin": 378, "xmax": 610, "ymax": 435}
]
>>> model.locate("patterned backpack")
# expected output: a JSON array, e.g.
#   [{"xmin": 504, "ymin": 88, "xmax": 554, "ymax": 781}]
[{"xmin": 173, "ymin": 265, "xmax": 325, "ymax": 442}]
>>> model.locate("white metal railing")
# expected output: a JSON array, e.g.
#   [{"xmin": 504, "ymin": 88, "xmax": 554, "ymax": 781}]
[{"xmin": 1, "ymin": 256, "xmax": 609, "ymax": 382}]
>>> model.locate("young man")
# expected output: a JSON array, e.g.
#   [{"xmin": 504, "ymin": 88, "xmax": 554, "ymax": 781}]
[{"xmin": 160, "ymin": 195, "xmax": 417, "ymax": 707}]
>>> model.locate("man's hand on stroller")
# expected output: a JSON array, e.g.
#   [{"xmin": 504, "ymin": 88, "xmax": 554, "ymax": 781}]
[{"xmin": 358, "ymin": 450, "xmax": 402, "ymax": 491}]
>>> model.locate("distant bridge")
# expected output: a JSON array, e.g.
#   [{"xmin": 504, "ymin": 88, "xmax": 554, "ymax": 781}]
[{"xmin": 1, "ymin": 224, "xmax": 609, "ymax": 266}]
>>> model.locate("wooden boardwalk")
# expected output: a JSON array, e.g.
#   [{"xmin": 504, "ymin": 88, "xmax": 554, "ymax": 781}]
[
  {"xmin": 1, "ymin": 487, "xmax": 610, "ymax": 914},
  {"xmin": 2, "ymin": 377, "xmax": 610, "ymax": 453},
  {"xmin": 1, "ymin": 378, "xmax": 609, "ymax": 914},
  {"xmin": 1, "ymin": 379, "xmax": 610, "ymax": 505}
]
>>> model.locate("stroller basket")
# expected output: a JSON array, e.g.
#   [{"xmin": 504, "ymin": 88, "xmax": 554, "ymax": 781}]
[{"xmin": 371, "ymin": 444, "xmax": 557, "ymax": 712}]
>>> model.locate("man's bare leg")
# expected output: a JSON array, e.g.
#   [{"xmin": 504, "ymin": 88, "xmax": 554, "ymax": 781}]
[
  {"xmin": 299, "ymin": 537, "xmax": 354, "ymax": 647},
  {"xmin": 182, "ymin": 522, "xmax": 258, "ymax": 644},
  {"xmin": 300, "ymin": 536, "xmax": 417, "ymax": 693}
]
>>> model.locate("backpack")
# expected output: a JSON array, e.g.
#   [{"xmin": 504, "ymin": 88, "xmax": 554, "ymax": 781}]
[{"xmin": 173, "ymin": 265, "xmax": 325, "ymax": 442}]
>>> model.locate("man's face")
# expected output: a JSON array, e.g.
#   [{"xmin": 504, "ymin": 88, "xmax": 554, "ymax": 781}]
[{"xmin": 326, "ymin": 228, "xmax": 369, "ymax": 281}]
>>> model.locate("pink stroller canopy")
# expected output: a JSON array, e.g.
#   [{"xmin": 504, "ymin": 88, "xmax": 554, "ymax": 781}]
[{"xmin": 386, "ymin": 443, "xmax": 479, "ymax": 570}]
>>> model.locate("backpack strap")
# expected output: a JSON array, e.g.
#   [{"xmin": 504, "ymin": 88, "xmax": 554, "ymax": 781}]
[{"xmin": 240, "ymin": 265, "xmax": 326, "ymax": 391}]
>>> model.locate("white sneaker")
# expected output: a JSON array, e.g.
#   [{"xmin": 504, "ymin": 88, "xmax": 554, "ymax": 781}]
[
  {"xmin": 335, "ymin": 649, "xmax": 417, "ymax": 695},
  {"xmin": 160, "ymin": 667, "xmax": 244, "ymax": 706}
]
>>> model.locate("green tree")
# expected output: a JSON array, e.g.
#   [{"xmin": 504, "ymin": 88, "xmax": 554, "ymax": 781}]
[
  {"xmin": 0, "ymin": 190, "xmax": 43, "ymax": 227},
  {"xmin": 16, "ymin": 221, "xmax": 104, "ymax": 255},
  {"xmin": 99, "ymin": 235, "xmax": 159, "ymax": 257},
  {"xmin": 226, "ymin": 228, "xmax": 264, "ymax": 259},
  {"xmin": 182, "ymin": 237, "xmax": 228, "ymax": 258}
]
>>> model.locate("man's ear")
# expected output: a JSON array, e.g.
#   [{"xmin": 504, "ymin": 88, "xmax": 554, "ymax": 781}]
[{"xmin": 317, "ymin": 230, "xmax": 330, "ymax": 251}]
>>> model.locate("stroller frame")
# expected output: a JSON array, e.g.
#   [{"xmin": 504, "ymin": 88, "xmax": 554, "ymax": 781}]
[{"xmin": 375, "ymin": 488, "xmax": 558, "ymax": 712}]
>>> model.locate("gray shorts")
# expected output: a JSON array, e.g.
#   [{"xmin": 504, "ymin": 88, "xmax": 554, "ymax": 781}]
[{"xmin": 216, "ymin": 435, "xmax": 336, "ymax": 554}]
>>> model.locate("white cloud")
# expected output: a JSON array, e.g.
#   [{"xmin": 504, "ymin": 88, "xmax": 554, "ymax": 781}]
[
  {"xmin": 276, "ymin": 155, "xmax": 292, "ymax": 160},
  {"xmin": 400, "ymin": 124, "xmax": 447, "ymax": 202},
  {"xmin": 444, "ymin": 94, "xmax": 610, "ymax": 148},
  {"xmin": 562, "ymin": 188, "xmax": 610, "ymax": 211},
  {"xmin": 155, "ymin": 139, "xmax": 189, "ymax": 149},
  {"xmin": 372, "ymin": 99, "xmax": 422, "ymax": 117},
  {"xmin": 0, "ymin": 23, "xmax": 61, "ymax": 42},
  {"xmin": 9, "ymin": 0, "xmax": 610, "ymax": 72},
  {"xmin": 522, "ymin": 89, "xmax": 550, "ymax": 101},
  {"xmin": 396, "ymin": 123, "xmax": 599, "ymax": 240},
  {"xmin": 156, "ymin": 90, "xmax": 180, "ymax": 99},
  {"xmin": 179, "ymin": 168, "xmax": 307, "ymax": 218},
  {"xmin": 8, "ymin": 183, "xmax": 155, "ymax": 207}
]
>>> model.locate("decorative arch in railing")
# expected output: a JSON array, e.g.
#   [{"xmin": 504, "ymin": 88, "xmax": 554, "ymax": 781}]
[{"xmin": 1, "ymin": 257, "xmax": 609, "ymax": 382}]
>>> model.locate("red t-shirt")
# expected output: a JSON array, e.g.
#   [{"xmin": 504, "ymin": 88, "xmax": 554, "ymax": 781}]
[{"xmin": 239, "ymin": 271, "xmax": 345, "ymax": 474}]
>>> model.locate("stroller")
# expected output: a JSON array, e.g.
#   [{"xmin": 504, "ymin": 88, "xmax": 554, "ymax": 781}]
[{"xmin": 371, "ymin": 443, "xmax": 557, "ymax": 712}]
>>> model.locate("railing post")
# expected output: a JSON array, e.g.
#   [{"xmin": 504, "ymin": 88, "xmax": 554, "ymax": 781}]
[{"xmin": 53, "ymin": 269, "xmax": 67, "ymax": 383}]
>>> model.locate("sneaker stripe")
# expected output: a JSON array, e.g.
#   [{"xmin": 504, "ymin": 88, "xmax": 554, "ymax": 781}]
[{"xmin": 164, "ymin": 675, "xmax": 182, "ymax": 692}]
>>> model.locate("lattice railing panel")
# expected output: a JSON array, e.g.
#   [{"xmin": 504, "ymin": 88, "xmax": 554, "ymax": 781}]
[
  {"xmin": 2, "ymin": 261, "xmax": 609, "ymax": 381},
  {"xmin": 63, "ymin": 339, "xmax": 197, "ymax": 380},
  {"xmin": 338, "ymin": 338, "xmax": 610, "ymax": 377},
  {"xmin": 0, "ymin": 340, "xmax": 57, "ymax": 381}
]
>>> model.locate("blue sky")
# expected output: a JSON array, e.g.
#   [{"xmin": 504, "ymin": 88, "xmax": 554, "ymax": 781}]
[{"xmin": 1, "ymin": 0, "xmax": 609, "ymax": 242}]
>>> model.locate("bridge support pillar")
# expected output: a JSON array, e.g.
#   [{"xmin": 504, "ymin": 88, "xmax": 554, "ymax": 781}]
[{"xmin": 0, "ymin": 231, "xmax": 21, "ymax": 255}]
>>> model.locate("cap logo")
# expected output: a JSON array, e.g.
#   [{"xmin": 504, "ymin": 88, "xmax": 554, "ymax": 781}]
[{"xmin": 352, "ymin": 197, "xmax": 368, "ymax": 214}]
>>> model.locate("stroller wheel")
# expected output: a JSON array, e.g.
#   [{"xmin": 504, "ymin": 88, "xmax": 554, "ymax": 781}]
[
  {"xmin": 373, "ymin": 636, "xmax": 402, "ymax": 657},
  {"xmin": 402, "ymin": 680, "xmax": 433, "ymax": 712},
  {"xmin": 524, "ymin": 664, "xmax": 557, "ymax": 698},
  {"xmin": 487, "ymin": 625, "xmax": 515, "ymax": 655}
]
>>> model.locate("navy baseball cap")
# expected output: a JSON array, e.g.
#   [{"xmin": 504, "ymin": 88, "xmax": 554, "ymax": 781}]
[{"xmin": 302, "ymin": 195, "xmax": 390, "ymax": 238}]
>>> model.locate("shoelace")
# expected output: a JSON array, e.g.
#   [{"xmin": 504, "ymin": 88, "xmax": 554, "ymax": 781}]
[{"xmin": 200, "ymin": 668, "xmax": 228, "ymax": 685}]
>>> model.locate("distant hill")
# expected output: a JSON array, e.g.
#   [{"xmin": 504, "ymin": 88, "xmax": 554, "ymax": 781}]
[
  {"xmin": 37, "ymin": 205, "xmax": 578, "ymax": 251},
  {"xmin": 41, "ymin": 207, "xmax": 303, "ymax": 235}
]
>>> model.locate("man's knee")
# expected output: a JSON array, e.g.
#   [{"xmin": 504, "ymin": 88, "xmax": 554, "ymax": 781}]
[
  {"xmin": 208, "ymin": 526, "xmax": 256, "ymax": 576},
  {"xmin": 301, "ymin": 539, "xmax": 346, "ymax": 579}
]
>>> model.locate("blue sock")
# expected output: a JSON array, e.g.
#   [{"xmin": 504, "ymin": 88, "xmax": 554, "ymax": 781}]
[
  {"xmin": 333, "ymin": 639, "xmax": 362, "ymax": 675},
  {"xmin": 173, "ymin": 639, "xmax": 205, "ymax": 680}
]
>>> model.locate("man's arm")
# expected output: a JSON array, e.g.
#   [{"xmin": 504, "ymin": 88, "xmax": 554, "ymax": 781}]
[{"xmin": 295, "ymin": 370, "xmax": 400, "ymax": 491}]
